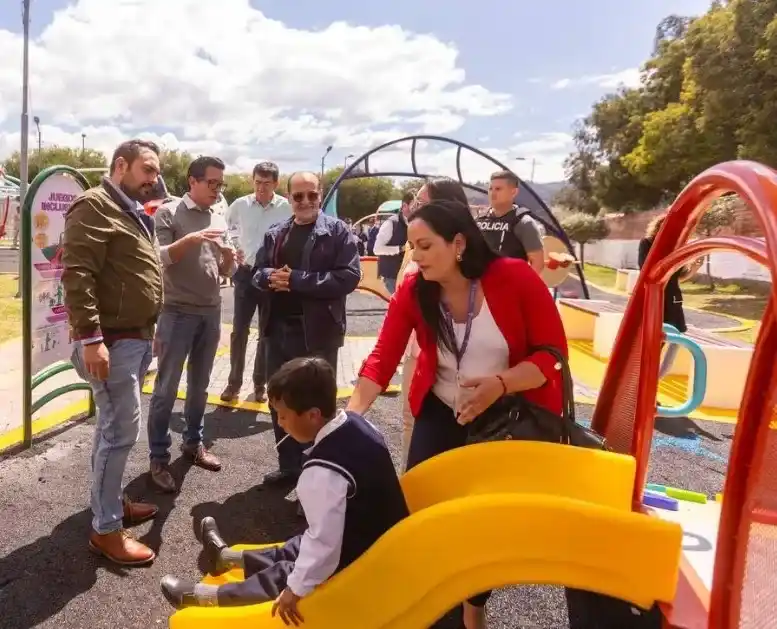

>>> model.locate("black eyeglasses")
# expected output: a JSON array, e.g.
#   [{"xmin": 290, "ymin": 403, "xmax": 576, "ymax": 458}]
[
  {"xmin": 199, "ymin": 178, "xmax": 227, "ymax": 192},
  {"xmin": 291, "ymin": 191, "xmax": 320, "ymax": 203}
]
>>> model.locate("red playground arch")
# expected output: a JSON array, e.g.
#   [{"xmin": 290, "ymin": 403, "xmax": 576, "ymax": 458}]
[{"xmin": 591, "ymin": 160, "xmax": 777, "ymax": 629}]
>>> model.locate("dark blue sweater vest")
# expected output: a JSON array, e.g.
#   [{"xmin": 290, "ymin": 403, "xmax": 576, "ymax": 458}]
[{"xmin": 303, "ymin": 412, "xmax": 409, "ymax": 572}]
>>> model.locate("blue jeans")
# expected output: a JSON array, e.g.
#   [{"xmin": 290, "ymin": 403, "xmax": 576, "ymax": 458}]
[
  {"xmin": 147, "ymin": 308, "xmax": 221, "ymax": 464},
  {"xmin": 72, "ymin": 338, "xmax": 153, "ymax": 535},
  {"xmin": 382, "ymin": 277, "xmax": 397, "ymax": 295}
]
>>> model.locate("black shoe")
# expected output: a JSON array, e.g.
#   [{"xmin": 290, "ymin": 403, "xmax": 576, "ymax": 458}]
[
  {"xmin": 200, "ymin": 516, "xmax": 228, "ymax": 574},
  {"xmin": 160, "ymin": 575, "xmax": 203, "ymax": 609},
  {"xmin": 262, "ymin": 469, "xmax": 299, "ymax": 486}
]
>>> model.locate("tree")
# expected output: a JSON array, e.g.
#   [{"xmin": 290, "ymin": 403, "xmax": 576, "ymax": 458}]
[
  {"xmin": 223, "ymin": 173, "xmax": 253, "ymax": 203},
  {"xmin": 561, "ymin": 1, "xmax": 777, "ymax": 213},
  {"xmin": 560, "ymin": 212, "xmax": 610, "ymax": 265},
  {"xmin": 1, "ymin": 145, "xmax": 107, "ymax": 186},
  {"xmin": 321, "ymin": 167, "xmax": 397, "ymax": 222},
  {"xmin": 696, "ymin": 194, "xmax": 738, "ymax": 289},
  {"xmin": 158, "ymin": 149, "xmax": 193, "ymax": 196}
]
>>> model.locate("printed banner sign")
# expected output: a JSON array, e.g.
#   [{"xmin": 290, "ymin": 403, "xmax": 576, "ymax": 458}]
[{"xmin": 29, "ymin": 171, "xmax": 86, "ymax": 373}]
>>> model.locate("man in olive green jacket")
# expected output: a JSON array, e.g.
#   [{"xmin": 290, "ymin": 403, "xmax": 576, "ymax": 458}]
[{"xmin": 62, "ymin": 139, "xmax": 164, "ymax": 566}]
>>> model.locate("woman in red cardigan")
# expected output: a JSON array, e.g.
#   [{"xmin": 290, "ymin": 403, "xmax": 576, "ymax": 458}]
[{"xmin": 347, "ymin": 198, "xmax": 567, "ymax": 629}]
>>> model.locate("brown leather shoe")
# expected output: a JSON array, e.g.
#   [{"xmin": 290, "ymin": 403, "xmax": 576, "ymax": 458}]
[
  {"xmin": 149, "ymin": 462, "xmax": 177, "ymax": 493},
  {"xmin": 220, "ymin": 384, "xmax": 240, "ymax": 402},
  {"xmin": 88, "ymin": 529, "xmax": 155, "ymax": 565},
  {"xmin": 122, "ymin": 496, "xmax": 158, "ymax": 526},
  {"xmin": 254, "ymin": 386, "xmax": 267, "ymax": 402},
  {"xmin": 182, "ymin": 444, "xmax": 221, "ymax": 471}
]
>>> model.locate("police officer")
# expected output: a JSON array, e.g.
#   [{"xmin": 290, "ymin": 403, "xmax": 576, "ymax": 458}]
[
  {"xmin": 373, "ymin": 192, "xmax": 413, "ymax": 295},
  {"xmin": 477, "ymin": 170, "xmax": 545, "ymax": 273}
]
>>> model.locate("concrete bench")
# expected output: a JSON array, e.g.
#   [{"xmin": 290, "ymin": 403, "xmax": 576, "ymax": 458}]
[
  {"xmin": 558, "ymin": 299, "xmax": 625, "ymax": 359},
  {"xmin": 615, "ymin": 269, "xmax": 640, "ymax": 294},
  {"xmin": 679, "ymin": 327, "xmax": 752, "ymax": 410}
]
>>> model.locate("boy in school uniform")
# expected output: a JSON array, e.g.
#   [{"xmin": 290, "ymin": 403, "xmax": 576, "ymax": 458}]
[{"xmin": 160, "ymin": 356, "xmax": 409, "ymax": 624}]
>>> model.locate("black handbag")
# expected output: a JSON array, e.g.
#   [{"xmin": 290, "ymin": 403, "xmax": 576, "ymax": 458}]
[{"xmin": 465, "ymin": 345, "xmax": 607, "ymax": 450}]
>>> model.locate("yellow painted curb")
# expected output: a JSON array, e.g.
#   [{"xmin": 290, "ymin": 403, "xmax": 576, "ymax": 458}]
[
  {"xmin": 141, "ymin": 376, "xmax": 400, "ymax": 413},
  {"xmin": 0, "ymin": 396, "xmax": 92, "ymax": 452}
]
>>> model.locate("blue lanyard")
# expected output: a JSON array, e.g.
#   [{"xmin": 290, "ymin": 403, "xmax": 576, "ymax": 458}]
[{"xmin": 441, "ymin": 281, "xmax": 478, "ymax": 370}]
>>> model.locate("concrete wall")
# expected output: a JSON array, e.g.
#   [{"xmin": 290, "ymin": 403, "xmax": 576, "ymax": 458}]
[{"xmin": 576, "ymin": 238, "xmax": 772, "ymax": 283}]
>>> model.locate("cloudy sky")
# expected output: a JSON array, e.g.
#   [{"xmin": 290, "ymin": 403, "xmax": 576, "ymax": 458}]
[{"xmin": 1, "ymin": 0, "xmax": 712, "ymax": 183}]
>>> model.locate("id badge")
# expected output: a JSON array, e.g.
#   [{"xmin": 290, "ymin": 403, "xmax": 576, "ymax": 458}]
[{"xmin": 454, "ymin": 372, "xmax": 471, "ymax": 416}]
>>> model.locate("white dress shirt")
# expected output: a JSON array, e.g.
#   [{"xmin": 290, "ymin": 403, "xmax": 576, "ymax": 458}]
[
  {"xmin": 373, "ymin": 218, "xmax": 403, "ymax": 256},
  {"xmin": 285, "ymin": 410, "xmax": 352, "ymax": 597},
  {"xmin": 225, "ymin": 193, "xmax": 291, "ymax": 265}
]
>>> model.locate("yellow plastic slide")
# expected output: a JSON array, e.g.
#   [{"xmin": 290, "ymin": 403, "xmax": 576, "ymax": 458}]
[{"xmin": 168, "ymin": 442, "xmax": 683, "ymax": 629}]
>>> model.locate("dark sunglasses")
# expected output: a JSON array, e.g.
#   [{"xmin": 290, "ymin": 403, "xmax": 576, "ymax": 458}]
[{"xmin": 291, "ymin": 191, "xmax": 320, "ymax": 203}]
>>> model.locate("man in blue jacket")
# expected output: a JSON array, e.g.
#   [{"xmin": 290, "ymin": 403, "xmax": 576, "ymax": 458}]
[{"xmin": 252, "ymin": 171, "xmax": 361, "ymax": 485}]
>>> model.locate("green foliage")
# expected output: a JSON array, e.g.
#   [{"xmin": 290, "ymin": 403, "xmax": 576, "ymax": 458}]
[
  {"xmin": 2, "ymin": 146, "xmax": 107, "ymax": 187},
  {"xmin": 1, "ymin": 146, "xmax": 398, "ymax": 218},
  {"xmin": 223, "ymin": 173, "xmax": 253, "ymax": 203},
  {"xmin": 560, "ymin": 212, "xmax": 610, "ymax": 264},
  {"xmin": 563, "ymin": 0, "xmax": 777, "ymax": 213}
]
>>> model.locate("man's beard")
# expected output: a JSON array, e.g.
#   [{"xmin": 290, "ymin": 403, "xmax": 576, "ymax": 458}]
[{"xmin": 120, "ymin": 180, "xmax": 153, "ymax": 202}]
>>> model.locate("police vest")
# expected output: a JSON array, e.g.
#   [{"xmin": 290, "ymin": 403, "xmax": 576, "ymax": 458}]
[{"xmin": 476, "ymin": 206, "xmax": 531, "ymax": 260}]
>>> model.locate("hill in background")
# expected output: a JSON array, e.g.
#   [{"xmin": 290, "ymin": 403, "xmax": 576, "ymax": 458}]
[{"xmin": 465, "ymin": 180, "xmax": 565, "ymax": 207}]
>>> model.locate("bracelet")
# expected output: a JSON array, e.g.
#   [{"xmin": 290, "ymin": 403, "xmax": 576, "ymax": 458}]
[{"xmin": 495, "ymin": 374, "xmax": 507, "ymax": 395}]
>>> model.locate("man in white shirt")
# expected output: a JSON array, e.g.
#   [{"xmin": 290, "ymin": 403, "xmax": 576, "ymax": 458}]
[
  {"xmin": 373, "ymin": 192, "xmax": 413, "ymax": 295},
  {"xmin": 221, "ymin": 162, "xmax": 291, "ymax": 403}
]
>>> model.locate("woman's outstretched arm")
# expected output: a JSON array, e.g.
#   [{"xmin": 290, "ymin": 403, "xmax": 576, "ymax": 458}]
[{"xmin": 347, "ymin": 276, "xmax": 417, "ymax": 415}]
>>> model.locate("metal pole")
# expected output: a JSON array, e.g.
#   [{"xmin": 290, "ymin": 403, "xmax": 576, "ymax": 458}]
[
  {"xmin": 20, "ymin": 0, "xmax": 32, "ymax": 447},
  {"xmin": 531, "ymin": 158, "xmax": 536, "ymax": 183}
]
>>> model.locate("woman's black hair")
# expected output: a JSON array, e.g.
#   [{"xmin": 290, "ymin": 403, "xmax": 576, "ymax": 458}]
[
  {"xmin": 425, "ymin": 176, "xmax": 470, "ymax": 207},
  {"xmin": 409, "ymin": 197, "xmax": 500, "ymax": 354}
]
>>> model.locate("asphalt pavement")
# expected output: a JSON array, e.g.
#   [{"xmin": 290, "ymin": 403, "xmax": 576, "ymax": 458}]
[{"xmin": 0, "ymin": 290, "xmax": 732, "ymax": 629}]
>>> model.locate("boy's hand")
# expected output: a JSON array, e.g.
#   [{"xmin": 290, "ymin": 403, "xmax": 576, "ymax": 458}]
[{"xmin": 272, "ymin": 587, "xmax": 303, "ymax": 626}]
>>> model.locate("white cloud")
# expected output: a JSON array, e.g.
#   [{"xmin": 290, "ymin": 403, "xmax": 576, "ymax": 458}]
[
  {"xmin": 0, "ymin": 0, "xmax": 514, "ymax": 175},
  {"xmin": 551, "ymin": 68, "xmax": 641, "ymax": 91}
]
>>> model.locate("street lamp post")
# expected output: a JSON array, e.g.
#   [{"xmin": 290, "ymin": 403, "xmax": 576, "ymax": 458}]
[
  {"xmin": 33, "ymin": 116, "xmax": 41, "ymax": 153},
  {"xmin": 320, "ymin": 145, "xmax": 333, "ymax": 180},
  {"xmin": 344, "ymin": 153, "xmax": 354, "ymax": 169},
  {"xmin": 17, "ymin": 0, "xmax": 31, "ymax": 301},
  {"xmin": 515, "ymin": 156, "xmax": 536, "ymax": 182}
]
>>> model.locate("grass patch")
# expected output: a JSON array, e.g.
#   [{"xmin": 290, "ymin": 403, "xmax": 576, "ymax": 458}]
[
  {"xmin": 582, "ymin": 263, "xmax": 770, "ymax": 342},
  {"xmin": 581, "ymin": 264, "xmax": 617, "ymax": 288},
  {"xmin": 0, "ymin": 274, "xmax": 20, "ymax": 343}
]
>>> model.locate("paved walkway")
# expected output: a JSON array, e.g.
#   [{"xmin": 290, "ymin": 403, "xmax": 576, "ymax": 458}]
[{"xmin": 0, "ymin": 285, "xmax": 744, "ymax": 448}]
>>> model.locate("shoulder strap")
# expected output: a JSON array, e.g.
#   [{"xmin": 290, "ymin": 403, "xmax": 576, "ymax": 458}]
[{"xmin": 529, "ymin": 345, "xmax": 575, "ymax": 423}]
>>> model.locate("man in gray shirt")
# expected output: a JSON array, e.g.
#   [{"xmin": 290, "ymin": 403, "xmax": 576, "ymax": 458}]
[{"xmin": 147, "ymin": 156, "xmax": 239, "ymax": 492}]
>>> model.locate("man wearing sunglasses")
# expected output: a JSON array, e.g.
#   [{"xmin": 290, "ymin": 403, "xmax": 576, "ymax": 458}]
[
  {"xmin": 147, "ymin": 156, "xmax": 237, "ymax": 493},
  {"xmin": 222, "ymin": 162, "xmax": 291, "ymax": 404},
  {"xmin": 252, "ymin": 171, "xmax": 361, "ymax": 486}
]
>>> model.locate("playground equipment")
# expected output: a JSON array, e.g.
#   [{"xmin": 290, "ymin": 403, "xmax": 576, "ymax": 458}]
[
  {"xmin": 321, "ymin": 134, "xmax": 590, "ymax": 302},
  {"xmin": 591, "ymin": 160, "xmax": 777, "ymax": 629},
  {"xmin": 168, "ymin": 160, "xmax": 777, "ymax": 629},
  {"xmin": 654, "ymin": 324, "xmax": 708, "ymax": 418},
  {"xmin": 169, "ymin": 441, "xmax": 683, "ymax": 629}
]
